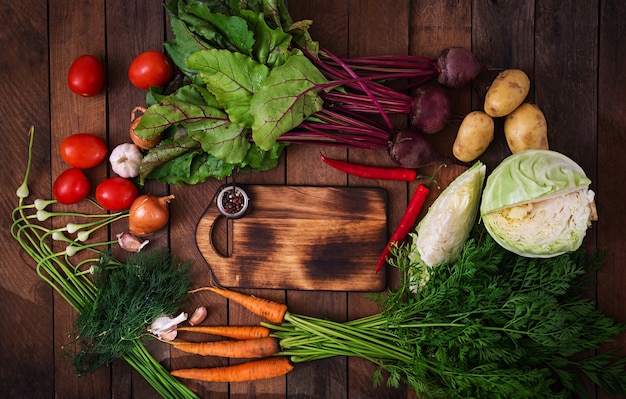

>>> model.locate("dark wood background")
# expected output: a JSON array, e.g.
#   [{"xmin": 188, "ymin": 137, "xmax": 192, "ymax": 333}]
[{"xmin": 1, "ymin": 1, "xmax": 624, "ymax": 398}]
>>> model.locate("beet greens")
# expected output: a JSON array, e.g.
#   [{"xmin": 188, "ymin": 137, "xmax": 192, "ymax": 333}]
[{"xmin": 134, "ymin": 0, "xmax": 482, "ymax": 185}]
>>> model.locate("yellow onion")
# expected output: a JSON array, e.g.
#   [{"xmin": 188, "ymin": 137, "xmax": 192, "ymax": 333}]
[
  {"xmin": 129, "ymin": 107, "xmax": 162, "ymax": 150},
  {"xmin": 128, "ymin": 194, "xmax": 175, "ymax": 236}
]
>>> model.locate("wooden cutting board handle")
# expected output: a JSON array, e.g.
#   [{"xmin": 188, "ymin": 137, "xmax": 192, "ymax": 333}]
[{"xmin": 195, "ymin": 185, "xmax": 388, "ymax": 291}]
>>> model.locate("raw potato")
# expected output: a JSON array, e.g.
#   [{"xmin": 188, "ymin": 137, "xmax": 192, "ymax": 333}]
[
  {"xmin": 453, "ymin": 111, "xmax": 495, "ymax": 162},
  {"xmin": 484, "ymin": 69, "xmax": 530, "ymax": 117},
  {"xmin": 504, "ymin": 103, "xmax": 549, "ymax": 153}
]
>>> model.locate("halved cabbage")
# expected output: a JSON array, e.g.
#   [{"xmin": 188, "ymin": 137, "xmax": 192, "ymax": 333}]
[
  {"xmin": 480, "ymin": 150, "xmax": 597, "ymax": 258},
  {"xmin": 409, "ymin": 161, "xmax": 486, "ymax": 268},
  {"xmin": 407, "ymin": 161, "xmax": 486, "ymax": 291}
]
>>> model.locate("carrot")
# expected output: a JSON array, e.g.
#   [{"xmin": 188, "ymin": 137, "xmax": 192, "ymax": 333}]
[
  {"xmin": 171, "ymin": 356, "xmax": 294, "ymax": 383},
  {"xmin": 190, "ymin": 286, "xmax": 288, "ymax": 323},
  {"xmin": 169, "ymin": 336, "xmax": 281, "ymax": 358},
  {"xmin": 177, "ymin": 325, "xmax": 271, "ymax": 340}
]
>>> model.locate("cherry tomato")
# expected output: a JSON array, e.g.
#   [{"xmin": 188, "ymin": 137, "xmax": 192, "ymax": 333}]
[
  {"xmin": 128, "ymin": 51, "xmax": 174, "ymax": 90},
  {"xmin": 53, "ymin": 168, "xmax": 91, "ymax": 205},
  {"xmin": 95, "ymin": 177, "xmax": 139, "ymax": 211},
  {"xmin": 60, "ymin": 133, "xmax": 108, "ymax": 169},
  {"xmin": 67, "ymin": 54, "xmax": 105, "ymax": 97}
]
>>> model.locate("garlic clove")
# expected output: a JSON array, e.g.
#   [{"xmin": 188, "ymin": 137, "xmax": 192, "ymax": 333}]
[
  {"xmin": 158, "ymin": 329, "xmax": 178, "ymax": 342},
  {"xmin": 117, "ymin": 232, "xmax": 149, "ymax": 253},
  {"xmin": 188, "ymin": 306, "xmax": 208, "ymax": 326}
]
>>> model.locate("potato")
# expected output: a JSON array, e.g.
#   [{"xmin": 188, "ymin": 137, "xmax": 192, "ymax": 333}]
[
  {"xmin": 504, "ymin": 102, "xmax": 549, "ymax": 153},
  {"xmin": 452, "ymin": 111, "xmax": 495, "ymax": 162},
  {"xmin": 483, "ymin": 69, "xmax": 530, "ymax": 117}
]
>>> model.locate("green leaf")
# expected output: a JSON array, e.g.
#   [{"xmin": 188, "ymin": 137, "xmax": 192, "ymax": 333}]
[
  {"xmin": 239, "ymin": 9, "xmax": 293, "ymax": 67},
  {"xmin": 249, "ymin": 53, "xmax": 327, "ymax": 150},
  {"xmin": 147, "ymin": 150, "xmax": 235, "ymax": 186},
  {"xmin": 239, "ymin": 142, "xmax": 286, "ymax": 171},
  {"xmin": 187, "ymin": 49, "xmax": 269, "ymax": 127},
  {"xmin": 190, "ymin": 10, "xmax": 255, "ymax": 56},
  {"xmin": 138, "ymin": 129, "xmax": 202, "ymax": 185},
  {"xmin": 134, "ymin": 85, "xmax": 230, "ymax": 141},
  {"xmin": 187, "ymin": 119, "xmax": 251, "ymax": 164}
]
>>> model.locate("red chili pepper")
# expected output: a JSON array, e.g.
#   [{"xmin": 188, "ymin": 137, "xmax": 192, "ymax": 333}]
[
  {"xmin": 320, "ymin": 153, "xmax": 417, "ymax": 181},
  {"xmin": 375, "ymin": 184, "xmax": 430, "ymax": 273}
]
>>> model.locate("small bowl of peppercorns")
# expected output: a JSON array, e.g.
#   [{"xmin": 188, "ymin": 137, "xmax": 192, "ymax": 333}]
[{"xmin": 216, "ymin": 185, "xmax": 250, "ymax": 219}]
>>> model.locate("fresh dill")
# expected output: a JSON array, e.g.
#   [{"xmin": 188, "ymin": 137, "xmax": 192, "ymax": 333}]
[{"xmin": 71, "ymin": 248, "xmax": 192, "ymax": 374}]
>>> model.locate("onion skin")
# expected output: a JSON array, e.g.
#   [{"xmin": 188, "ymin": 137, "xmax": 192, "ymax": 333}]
[
  {"xmin": 128, "ymin": 194, "xmax": 175, "ymax": 236},
  {"xmin": 130, "ymin": 116, "xmax": 162, "ymax": 150},
  {"xmin": 129, "ymin": 107, "xmax": 162, "ymax": 150}
]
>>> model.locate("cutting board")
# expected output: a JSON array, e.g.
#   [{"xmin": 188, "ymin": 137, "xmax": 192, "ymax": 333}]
[{"xmin": 195, "ymin": 185, "xmax": 388, "ymax": 291}]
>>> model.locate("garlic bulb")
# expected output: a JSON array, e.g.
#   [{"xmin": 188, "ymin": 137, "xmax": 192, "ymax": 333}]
[{"xmin": 109, "ymin": 143, "xmax": 143, "ymax": 178}]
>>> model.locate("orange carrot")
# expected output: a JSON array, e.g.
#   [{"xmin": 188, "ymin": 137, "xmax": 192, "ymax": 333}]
[
  {"xmin": 169, "ymin": 336, "xmax": 281, "ymax": 358},
  {"xmin": 171, "ymin": 356, "xmax": 294, "ymax": 383},
  {"xmin": 177, "ymin": 325, "xmax": 271, "ymax": 340},
  {"xmin": 190, "ymin": 286, "xmax": 288, "ymax": 323}
]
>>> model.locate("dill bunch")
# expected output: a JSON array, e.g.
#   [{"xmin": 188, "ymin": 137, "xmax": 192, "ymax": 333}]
[{"xmin": 71, "ymin": 248, "xmax": 192, "ymax": 374}]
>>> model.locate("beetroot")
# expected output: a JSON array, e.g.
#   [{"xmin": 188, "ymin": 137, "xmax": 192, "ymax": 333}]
[
  {"xmin": 436, "ymin": 47, "xmax": 483, "ymax": 89},
  {"xmin": 389, "ymin": 129, "xmax": 447, "ymax": 169},
  {"xmin": 410, "ymin": 84, "xmax": 452, "ymax": 134}
]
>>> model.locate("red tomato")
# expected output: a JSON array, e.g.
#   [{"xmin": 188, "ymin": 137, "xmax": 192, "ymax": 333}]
[
  {"xmin": 95, "ymin": 177, "xmax": 139, "ymax": 211},
  {"xmin": 128, "ymin": 51, "xmax": 174, "ymax": 90},
  {"xmin": 67, "ymin": 54, "xmax": 105, "ymax": 97},
  {"xmin": 53, "ymin": 168, "xmax": 91, "ymax": 205},
  {"xmin": 60, "ymin": 133, "xmax": 108, "ymax": 169}
]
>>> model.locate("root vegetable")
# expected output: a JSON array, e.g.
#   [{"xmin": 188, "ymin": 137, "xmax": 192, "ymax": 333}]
[
  {"xmin": 129, "ymin": 107, "xmax": 161, "ymax": 149},
  {"xmin": 411, "ymin": 84, "xmax": 453, "ymax": 134},
  {"xmin": 484, "ymin": 69, "xmax": 530, "ymax": 117},
  {"xmin": 452, "ymin": 111, "xmax": 495, "ymax": 162},
  {"xmin": 436, "ymin": 47, "xmax": 484, "ymax": 89},
  {"xmin": 177, "ymin": 325, "xmax": 271, "ymax": 340},
  {"xmin": 190, "ymin": 286, "xmax": 288, "ymax": 323},
  {"xmin": 170, "ymin": 336, "xmax": 281, "ymax": 358},
  {"xmin": 389, "ymin": 129, "xmax": 448, "ymax": 169},
  {"xmin": 128, "ymin": 194, "xmax": 175, "ymax": 236},
  {"xmin": 504, "ymin": 103, "xmax": 549, "ymax": 153},
  {"xmin": 171, "ymin": 357, "xmax": 294, "ymax": 383}
]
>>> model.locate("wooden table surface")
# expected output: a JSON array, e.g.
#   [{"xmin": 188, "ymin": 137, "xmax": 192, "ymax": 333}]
[{"xmin": 2, "ymin": 1, "xmax": 625, "ymax": 398}]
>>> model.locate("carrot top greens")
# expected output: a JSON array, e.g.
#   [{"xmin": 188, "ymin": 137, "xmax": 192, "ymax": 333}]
[{"xmin": 266, "ymin": 224, "xmax": 626, "ymax": 398}]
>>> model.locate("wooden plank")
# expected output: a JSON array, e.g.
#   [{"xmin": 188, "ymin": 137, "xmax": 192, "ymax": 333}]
[
  {"xmin": 283, "ymin": 2, "xmax": 351, "ymax": 397},
  {"xmin": 343, "ymin": 0, "xmax": 412, "ymax": 397},
  {"xmin": 0, "ymin": 1, "xmax": 54, "ymax": 398},
  {"xmin": 535, "ymin": 3, "xmax": 599, "ymax": 397},
  {"xmin": 597, "ymin": 1, "xmax": 626, "ymax": 399},
  {"xmin": 104, "ymin": 1, "xmax": 171, "ymax": 397},
  {"xmin": 407, "ymin": 2, "xmax": 474, "ymax": 397},
  {"xmin": 48, "ymin": 0, "xmax": 109, "ymax": 397},
  {"xmin": 471, "ymin": 0, "xmax": 535, "ymax": 171}
]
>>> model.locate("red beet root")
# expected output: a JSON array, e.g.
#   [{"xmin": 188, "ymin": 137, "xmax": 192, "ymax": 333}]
[
  {"xmin": 411, "ymin": 84, "xmax": 453, "ymax": 134},
  {"xmin": 389, "ymin": 129, "xmax": 447, "ymax": 168},
  {"xmin": 436, "ymin": 47, "xmax": 483, "ymax": 89}
]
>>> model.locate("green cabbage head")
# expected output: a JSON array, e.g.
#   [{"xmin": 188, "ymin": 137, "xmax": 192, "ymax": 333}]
[{"xmin": 480, "ymin": 149, "xmax": 597, "ymax": 258}]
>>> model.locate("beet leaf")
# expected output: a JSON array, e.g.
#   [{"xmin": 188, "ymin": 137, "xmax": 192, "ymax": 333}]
[{"xmin": 249, "ymin": 53, "xmax": 328, "ymax": 150}]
